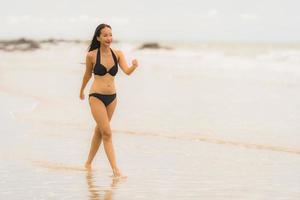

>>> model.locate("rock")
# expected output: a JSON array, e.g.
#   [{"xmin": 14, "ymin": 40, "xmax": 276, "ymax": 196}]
[
  {"xmin": 138, "ymin": 42, "xmax": 172, "ymax": 50},
  {"xmin": 0, "ymin": 38, "xmax": 40, "ymax": 51}
]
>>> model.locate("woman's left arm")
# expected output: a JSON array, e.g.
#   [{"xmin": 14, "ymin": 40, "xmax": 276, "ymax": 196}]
[{"xmin": 116, "ymin": 50, "xmax": 138, "ymax": 75}]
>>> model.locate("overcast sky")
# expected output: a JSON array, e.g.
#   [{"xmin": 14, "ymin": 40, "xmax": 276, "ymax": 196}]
[{"xmin": 0, "ymin": 0, "xmax": 299, "ymax": 43}]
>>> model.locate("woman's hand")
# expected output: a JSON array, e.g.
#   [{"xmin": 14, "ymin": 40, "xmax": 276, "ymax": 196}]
[
  {"xmin": 79, "ymin": 92, "xmax": 85, "ymax": 100},
  {"xmin": 132, "ymin": 59, "xmax": 139, "ymax": 68}
]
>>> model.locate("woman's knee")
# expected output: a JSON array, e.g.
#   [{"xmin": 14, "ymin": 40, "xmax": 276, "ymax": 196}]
[
  {"xmin": 97, "ymin": 126, "xmax": 112, "ymax": 141},
  {"xmin": 94, "ymin": 125, "xmax": 102, "ymax": 136}
]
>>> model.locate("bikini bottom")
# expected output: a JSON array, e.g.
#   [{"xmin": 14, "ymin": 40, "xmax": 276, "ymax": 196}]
[{"xmin": 89, "ymin": 93, "xmax": 116, "ymax": 107}]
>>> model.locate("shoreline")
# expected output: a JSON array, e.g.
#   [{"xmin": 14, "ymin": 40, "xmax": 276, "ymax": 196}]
[{"xmin": 1, "ymin": 37, "xmax": 300, "ymax": 52}]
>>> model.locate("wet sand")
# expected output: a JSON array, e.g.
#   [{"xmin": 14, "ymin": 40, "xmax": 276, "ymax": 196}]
[{"xmin": 0, "ymin": 42, "xmax": 300, "ymax": 199}]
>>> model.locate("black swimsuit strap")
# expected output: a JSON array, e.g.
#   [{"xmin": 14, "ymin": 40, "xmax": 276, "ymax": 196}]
[
  {"xmin": 96, "ymin": 48, "xmax": 100, "ymax": 64},
  {"xmin": 97, "ymin": 48, "xmax": 118, "ymax": 66},
  {"xmin": 110, "ymin": 48, "xmax": 118, "ymax": 65}
]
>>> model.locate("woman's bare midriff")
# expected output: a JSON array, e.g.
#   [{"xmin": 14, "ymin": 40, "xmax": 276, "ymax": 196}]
[{"xmin": 89, "ymin": 75, "xmax": 116, "ymax": 94}]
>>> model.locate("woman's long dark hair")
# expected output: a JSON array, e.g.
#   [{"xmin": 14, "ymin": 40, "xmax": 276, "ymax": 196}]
[{"xmin": 88, "ymin": 23, "xmax": 111, "ymax": 52}]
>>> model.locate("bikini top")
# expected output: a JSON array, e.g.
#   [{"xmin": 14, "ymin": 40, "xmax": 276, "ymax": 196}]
[{"xmin": 93, "ymin": 48, "xmax": 118, "ymax": 76}]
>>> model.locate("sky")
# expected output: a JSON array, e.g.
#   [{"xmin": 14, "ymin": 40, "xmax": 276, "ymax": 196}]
[{"xmin": 0, "ymin": 0, "xmax": 299, "ymax": 43}]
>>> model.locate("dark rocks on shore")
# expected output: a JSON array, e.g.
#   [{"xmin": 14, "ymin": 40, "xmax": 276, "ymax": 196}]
[
  {"xmin": 0, "ymin": 38, "xmax": 87, "ymax": 52},
  {"xmin": 0, "ymin": 38, "xmax": 40, "ymax": 51},
  {"xmin": 39, "ymin": 38, "xmax": 84, "ymax": 44},
  {"xmin": 138, "ymin": 42, "xmax": 172, "ymax": 50}
]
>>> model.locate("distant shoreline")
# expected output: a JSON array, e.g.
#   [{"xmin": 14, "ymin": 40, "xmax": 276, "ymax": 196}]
[
  {"xmin": 1, "ymin": 37, "xmax": 300, "ymax": 52},
  {"xmin": 0, "ymin": 38, "xmax": 174, "ymax": 52}
]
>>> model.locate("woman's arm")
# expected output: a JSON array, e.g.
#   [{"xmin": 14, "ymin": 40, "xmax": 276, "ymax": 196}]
[
  {"xmin": 116, "ymin": 50, "xmax": 138, "ymax": 75},
  {"xmin": 79, "ymin": 53, "xmax": 93, "ymax": 100}
]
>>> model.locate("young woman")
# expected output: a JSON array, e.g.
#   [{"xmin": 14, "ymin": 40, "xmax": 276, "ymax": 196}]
[{"xmin": 79, "ymin": 23, "xmax": 138, "ymax": 178}]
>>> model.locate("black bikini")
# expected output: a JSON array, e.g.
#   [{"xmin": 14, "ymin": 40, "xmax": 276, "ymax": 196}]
[
  {"xmin": 89, "ymin": 93, "xmax": 117, "ymax": 107},
  {"xmin": 93, "ymin": 48, "xmax": 118, "ymax": 76},
  {"xmin": 89, "ymin": 48, "xmax": 118, "ymax": 107}
]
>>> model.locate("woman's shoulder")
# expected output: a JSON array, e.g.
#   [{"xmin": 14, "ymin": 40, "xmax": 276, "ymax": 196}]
[
  {"xmin": 111, "ymin": 48, "xmax": 122, "ymax": 54},
  {"xmin": 111, "ymin": 48, "xmax": 124, "ymax": 58},
  {"xmin": 86, "ymin": 49, "xmax": 97, "ymax": 59}
]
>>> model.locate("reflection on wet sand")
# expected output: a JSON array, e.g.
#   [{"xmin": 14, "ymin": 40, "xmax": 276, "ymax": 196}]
[
  {"xmin": 86, "ymin": 170, "xmax": 124, "ymax": 200},
  {"xmin": 32, "ymin": 160, "xmax": 126, "ymax": 200},
  {"xmin": 32, "ymin": 160, "xmax": 86, "ymax": 171}
]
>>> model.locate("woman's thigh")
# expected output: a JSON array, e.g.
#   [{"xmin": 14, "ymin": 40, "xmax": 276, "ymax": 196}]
[
  {"xmin": 89, "ymin": 97, "xmax": 110, "ymax": 131},
  {"xmin": 106, "ymin": 97, "xmax": 117, "ymax": 121}
]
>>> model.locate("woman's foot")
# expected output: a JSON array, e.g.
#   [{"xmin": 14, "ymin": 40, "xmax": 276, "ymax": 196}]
[
  {"xmin": 85, "ymin": 162, "xmax": 92, "ymax": 171},
  {"xmin": 112, "ymin": 168, "xmax": 127, "ymax": 179}
]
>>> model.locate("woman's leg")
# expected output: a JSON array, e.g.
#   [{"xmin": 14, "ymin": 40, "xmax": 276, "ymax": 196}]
[
  {"xmin": 85, "ymin": 125, "xmax": 102, "ymax": 169},
  {"xmin": 105, "ymin": 98, "xmax": 123, "ymax": 177},
  {"xmin": 85, "ymin": 99, "xmax": 116, "ymax": 169},
  {"xmin": 88, "ymin": 97, "xmax": 122, "ymax": 177}
]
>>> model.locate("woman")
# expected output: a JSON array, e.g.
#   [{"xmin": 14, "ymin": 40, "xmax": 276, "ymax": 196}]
[{"xmin": 79, "ymin": 23, "xmax": 138, "ymax": 178}]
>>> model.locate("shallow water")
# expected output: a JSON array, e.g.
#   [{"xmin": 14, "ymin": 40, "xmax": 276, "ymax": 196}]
[{"xmin": 0, "ymin": 42, "xmax": 300, "ymax": 199}]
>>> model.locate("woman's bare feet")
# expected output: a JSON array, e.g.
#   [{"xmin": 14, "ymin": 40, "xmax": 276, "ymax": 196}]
[
  {"xmin": 85, "ymin": 162, "xmax": 92, "ymax": 171},
  {"xmin": 112, "ymin": 168, "xmax": 127, "ymax": 179}
]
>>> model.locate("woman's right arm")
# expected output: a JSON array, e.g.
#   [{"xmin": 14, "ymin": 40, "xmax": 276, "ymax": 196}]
[{"xmin": 79, "ymin": 53, "xmax": 93, "ymax": 100}]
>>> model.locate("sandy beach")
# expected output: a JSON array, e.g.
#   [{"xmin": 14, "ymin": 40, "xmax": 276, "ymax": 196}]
[{"xmin": 0, "ymin": 41, "xmax": 300, "ymax": 199}]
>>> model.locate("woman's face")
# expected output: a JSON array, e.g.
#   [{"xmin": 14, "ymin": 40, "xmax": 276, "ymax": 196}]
[{"xmin": 97, "ymin": 27, "xmax": 113, "ymax": 47}]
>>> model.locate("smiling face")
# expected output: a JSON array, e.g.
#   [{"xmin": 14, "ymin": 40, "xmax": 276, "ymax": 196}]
[{"xmin": 97, "ymin": 27, "xmax": 113, "ymax": 47}]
